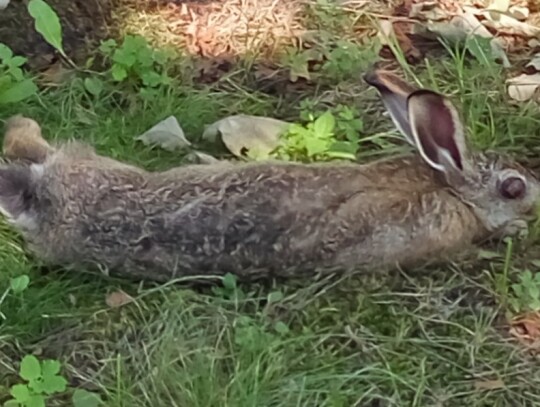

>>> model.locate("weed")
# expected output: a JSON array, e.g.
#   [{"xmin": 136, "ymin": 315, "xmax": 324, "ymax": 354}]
[
  {"xmin": 280, "ymin": 39, "xmax": 379, "ymax": 85},
  {"xmin": 27, "ymin": 0, "xmax": 67, "ymax": 62},
  {"xmin": 306, "ymin": 0, "xmax": 356, "ymax": 34},
  {"xmin": 5, "ymin": 355, "xmax": 67, "ymax": 407},
  {"xmin": 510, "ymin": 270, "xmax": 540, "ymax": 313},
  {"xmin": 3, "ymin": 354, "xmax": 102, "ymax": 406},
  {"xmin": 275, "ymin": 103, "xmax": 362, "ymax": 161},
  {"xmin": 97, "ymin": 35, "xmax": 174, "ymax": 96},
  {"xmin": 0, "ymin": 44, "xmax": 37, "ymax": 105},
  {"xmin": 320, "ymin": 39, "xmax": 380, "ymax": 83}
]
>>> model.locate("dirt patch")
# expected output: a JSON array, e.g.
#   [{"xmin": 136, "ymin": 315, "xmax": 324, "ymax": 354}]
[{"xmin": 0, "ymin": 0, "xmax": 115, "ymax": 70}]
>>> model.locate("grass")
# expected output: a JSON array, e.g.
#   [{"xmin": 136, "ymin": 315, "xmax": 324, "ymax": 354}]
[{"xmin": 2, "ymin": 1, "xmax": 540, "ymax": 406}]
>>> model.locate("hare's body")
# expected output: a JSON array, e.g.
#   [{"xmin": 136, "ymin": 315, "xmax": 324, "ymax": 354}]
[
  {"xmin": 1, "ymin": 69, "xmax": 538, "ymax": 282},
  {"xmin": 19, "ymin": 143, "xmax": 481, "ymax": 281}
]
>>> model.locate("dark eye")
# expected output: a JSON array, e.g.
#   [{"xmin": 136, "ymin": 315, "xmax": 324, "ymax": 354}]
[{"xmin": 498, "ymin": 176, "xmax": 527, "ymax": 200}]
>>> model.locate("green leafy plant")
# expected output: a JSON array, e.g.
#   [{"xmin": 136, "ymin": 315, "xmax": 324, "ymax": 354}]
[
  {"xmin": 510, "ymin": 270, "xmax": 540, "ymax": 312},
  {"xmin": 0, "ymin": 45, "xmax": 37, "ymax": 105},
  {"xmin": 0, "ymin": 274, "xmax": 30, "ymax": 319},
  {"xmin": 71, "ymin": 389, "xmax": 102, "ymax": 407},
  {"xmin": 211, "ymin": 272, "xmax": 247, "ymax": 301},
  {"xmin": 10, "ymin": 275, "xmax": 30, "ymax": 294},
  {"xmin": 97, "ymin": 35, "xmax": 174, "ymax": 92},
  {"xmin": 5, "ymin": 355, "xmax": 67, "ymax": 407},
  {"xmin": 320, "ymin": 40, "xmax": 380, "ymax": 83},
  {"xmin": 280, "ymin": 38, "xmax": 379, "ymax": 85},
  {"xmin": 3, "ymin": 354, "xmax": 102, "ymax": 407},
  {"xmin": 275, "ymin": 104, "xmax": 362, "ymax": 162},
  {"xmin": 307, "ymin": 0, "xmax": 355, "ymax": 34},
  {"xmin": 27, "ymin": 0, "xmax": 66, "ymax": 60}
]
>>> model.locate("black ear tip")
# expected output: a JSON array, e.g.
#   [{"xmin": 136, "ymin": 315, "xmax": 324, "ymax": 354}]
[
  {"xmin": 362, "ymin": 69, "xmax": 376, "ymax": 84},
  {"xmin": 363, "ymin": 72, "xmax": 378, "ymax": 87},
  {"xmin": 363, "ymin": 69, "xmax": 390, "ymax": 92}
]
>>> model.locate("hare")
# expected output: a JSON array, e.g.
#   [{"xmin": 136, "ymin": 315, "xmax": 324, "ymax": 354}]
[{"xmin": 0, "ymin": 69, "xmax": 538, "ymax": 282}]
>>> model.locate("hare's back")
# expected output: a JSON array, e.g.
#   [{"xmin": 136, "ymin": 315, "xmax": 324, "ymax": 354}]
[{"xmin": 140, "ymin": 161, "xmax": 438, "ymax": 269}]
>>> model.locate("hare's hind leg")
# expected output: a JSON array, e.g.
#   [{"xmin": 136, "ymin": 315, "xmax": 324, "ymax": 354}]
[{"xmin": 2, "ymin": 115, "xmax": 53, "ymax": 163}]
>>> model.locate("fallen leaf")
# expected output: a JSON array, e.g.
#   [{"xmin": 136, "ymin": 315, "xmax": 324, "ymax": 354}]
[
  {"xmin": 509, "ymin": 311, "xmax": 540, "ymax": 354},
  {"xmin": 37, "ymin": 61, "xmax": 74, "ymax": 87},
  {"xmin": 184, "ymin": 150, "xmax": 222, "ymax": 164},
  {"xmin": 508, "ymin": 5, "xmax": 530, "ymax": 21},
  {"xmin": 410, "ymin": 2, "xmax": 449, "ymax": 21},
  {"xmin": 419, "ymin": 9, "xmax": 510, "ymax": 68},
  {"xmin": 526, "ymin": 53, "xmax": 540, "ymax": 71},
  {"xmin": 202, "ymin": 115, "xmax": 290, "ymax": 159},
  {"xmin": 507, "ymin": 73, "xmax": 540, "ymax": 102},
  {"xmin": 105, "ymin": 290, "xmax": 135, "ymax": 308},
  {"xmin": 481, "ymin": 10, "xmax": 540, "ymax": 38},
  {"xmin": 377, "ymin": 20, "xmax": 395, "ymax": 46},
  {"xmin": 474, "ymin": 379, "xmax": 505, "ymax": 390},
  {"xmin": 136, "ymin": 116, "xmax": 191, "ymax": 151},
  {"xmin": 486, "ymin": 0, "xmax": 510, "ymax": 21},
  {"xmin": 529, "ymin": 39, "xmax": 540, "ymax": 48}
]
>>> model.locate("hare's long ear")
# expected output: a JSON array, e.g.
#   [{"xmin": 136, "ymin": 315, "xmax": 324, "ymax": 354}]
[
  {"xmin": 407, "ymin": 90, "xmax": 468, "ymax": 174},
  {"xmin": 0, "ymin": 166, "xmax": 35, "ymax": 222},
  {"xmin": 363, "ymin": 69, "xmax": 419, "ymax": 146}
]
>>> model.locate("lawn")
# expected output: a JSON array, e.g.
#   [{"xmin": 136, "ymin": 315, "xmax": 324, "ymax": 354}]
[{"xmin": 2, "ymin": 0, "xmax": 540, "ymax": 406}]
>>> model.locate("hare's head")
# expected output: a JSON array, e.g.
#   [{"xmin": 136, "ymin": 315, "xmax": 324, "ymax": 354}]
[{"xmin": 365, "ymin": 69, "xmax": 540, "ymax": 236}]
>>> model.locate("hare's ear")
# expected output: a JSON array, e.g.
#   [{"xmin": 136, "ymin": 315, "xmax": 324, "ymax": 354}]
[
  {"xmin": 0, "ymin": 166, "xmax": 35, "ymax": 222},
  {"xmin": 363, "ymin": 69, "xmax": 419, "ymax": 146},
  {"xmin": 407, "ymin": 90, "xmax": 468, "ymax": 174}
]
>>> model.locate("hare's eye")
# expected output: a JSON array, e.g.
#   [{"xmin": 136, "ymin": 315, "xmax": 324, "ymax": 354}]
[{"xmin": 499, "ymin": 176, "xmax": 526, "ymax": 200}]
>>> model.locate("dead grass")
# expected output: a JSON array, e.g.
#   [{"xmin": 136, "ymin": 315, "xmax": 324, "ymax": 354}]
[
  {"xmin": 112, "ymin": 0, "xmax": 307, "ymax": 59},
  {"xmin": 109, "ymin": 0, "xmax": 388, "ymax": 62}
]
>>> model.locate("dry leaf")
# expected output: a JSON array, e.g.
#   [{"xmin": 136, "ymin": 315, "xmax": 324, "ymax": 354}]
[
  {"xmin": 507, "ymin": 73, "xmax": 540, "ymax": 102},
  {"xmin": 421, "ymin": 10, "xmax": 493, "ymax": 42},
  {"xmin": 410, "ymin": 2, "xmax": 449, "ymax": 21},
  {"xmin": 529, "ymin": 39, "xmax": 540, "ymax": 48},
  {"xmin": 486, "ymin": 0, "xmax": 510, "ymax": 21},
  {"xmin": 136, "ymin": 116, "xmax": 191, "ymax": 151},
  {"xmin": 462, "ymin": 5, "xmax": 484, "ymax": 16},
  {"xmin": 202, "ymin": 115, "xmax": 290, "ymax": 159},
  {"xmin": 481, "ymin": 11, "xmax": 540, "ymax": 38},
  {"xmin": 526, "ymin": 53, "xmax": 540, "ymax": 71},
  {"xmin": 377, "ymin": 20, "xmax": 395, "ymax": 46},
  {"xmin": 474, "ymin": 379, "xmax": 505, "ymax": 390},
  {"xmin": 105, "ymin": 290, "xmax": 135, "ymax": 308},
  {"xmin": 37, "ymin": 61, "xmax": 74, "ymax": 87},
  {"xmin": 508, "ymin": 5, "xmax": 530, "ymax": 21},
  {"xmin": 509, "ymin": 311, "xmax": 540, "ymax": 354},
  {"xmin": 184, "ymin": 150, "xmax": 222, "ymax": 164},
  {"xmin": 418, "ymin": 9, "xmax": 510, "ymax": 68}
]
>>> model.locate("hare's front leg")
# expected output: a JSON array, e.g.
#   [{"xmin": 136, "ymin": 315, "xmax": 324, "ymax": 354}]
[{"xmin": 3, "ymin": 116, "xmax": 53, "ymax": 163}]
